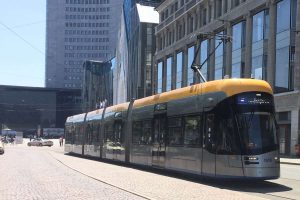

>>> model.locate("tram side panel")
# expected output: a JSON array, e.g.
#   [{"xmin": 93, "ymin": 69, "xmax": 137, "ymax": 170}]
[
  {"xmin": 84, "ymin": 121, "xmax": 101, "ymax": 158},
  {"xmin": 130, "ymin": 105, "xmax": 154, "ymax": 166},
  {"xmin": 72, "ymin": 124, "xmax": 85, "ymax": 155},
  {"xmin": 213, "ymin": 97, "xmax": 244, "ymax": 178},
  {"xmin": 102, "ymin": 111, "xmax": 126, "ymax": 162},
  {"xmin": 165, "ymin": 95, "xmax": 202, "ymax": 174},
  {"xmin": 64, "ymin": 124, "xmax": 73, "ymax": 154}
]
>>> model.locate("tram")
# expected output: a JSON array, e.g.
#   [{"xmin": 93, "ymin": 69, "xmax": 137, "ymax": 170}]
[{"xmin": 65, "ymin": 79, "xmax": 280, "ymax": 180}]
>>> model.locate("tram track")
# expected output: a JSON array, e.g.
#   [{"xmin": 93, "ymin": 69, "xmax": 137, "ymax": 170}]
[
  {"xmin": 47, "ymin": 149, "xmax": 300, "ymax": 200},
  {"xmin": 48, "ymin": 151, "xmax": 153, "ymax": 200}
]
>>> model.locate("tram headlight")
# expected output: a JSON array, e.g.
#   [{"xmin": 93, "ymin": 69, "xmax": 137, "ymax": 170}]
[{"xmin": 244, "ymin": 156, "xmax": 258, "ymax": 160}]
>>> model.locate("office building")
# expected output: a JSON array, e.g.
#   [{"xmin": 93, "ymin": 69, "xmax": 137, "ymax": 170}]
[
  {"xmin": 154, "ymin": 0, "xmax": 299, "ymax": 156},
  {"xmin": 82, "ymin": 59, "xmax": 114, "ymax": 112},
  {"xmin": 0, "ymin": 85, "xmax": 81, "ymax": 137},
  {"xmin": 113, "ymin": 0, "xmax": 160, "ymax": 104},
  {"xmin": 45, "ymin": 0, "xmax": 123, "ymax": 89}
]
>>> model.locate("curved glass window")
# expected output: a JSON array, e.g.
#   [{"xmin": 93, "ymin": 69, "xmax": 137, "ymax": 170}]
[{"xmin": 233, "ymin": 93, "xmax": 278, "ymax": 155}]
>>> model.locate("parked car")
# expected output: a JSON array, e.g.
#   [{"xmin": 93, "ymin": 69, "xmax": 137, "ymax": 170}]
[
  {"xmin": 27, "ymin": 138, "xmax": 53, "ymax": 147},
  {"xmin": 0, "ymin": 142, "xmax": 4, "ymax": 155}
]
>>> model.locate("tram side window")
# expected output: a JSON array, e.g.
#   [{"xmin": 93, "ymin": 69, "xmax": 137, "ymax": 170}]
[
  {"xmin": 142, "ymin": 120, "xmax": 152, "ymax": 145},
  {"xmin": 92, "ymin": 123, "xmax": 98, "ymax": 143},
  {"xmin": 86, "ymin": 124, "xmax": 92, "ymax": 144},
  {"xmin": 65, "ymin": 127, "xmax": 70, "ymax": 144},
  {"xmin": 104, "ymin": 123, "xmax": 114, "ymax": 144},
  {"xmin": 86, "ymin": 124, "xmax": 90, "ymax": 144},
  {"xmin": 216, "ymin": 114, "xmax": 240, "ymax": 155},
  {"xmin": 114, "ymin": 121, "xmax": 123, "ymax": 144},
  {"xmin": 95, "ymin": 124, "xmax": 100, "ymax": 142},
  {"xmin": 75, "ymin": 125, "xmax": 84, "ymax": 145},
  {"xmin": 184, "ymin": 116, "xmax": 201, "ymax": 146},
  {"xmin": 132, "ymin": 121, "xmax": 143, "ymax": 144},
  {"xmin": 168, "ymin": 117, "xmax": 183, "ymax": 146}
]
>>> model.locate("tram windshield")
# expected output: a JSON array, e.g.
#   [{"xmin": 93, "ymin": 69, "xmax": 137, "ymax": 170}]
[{"xmin": 234, "ymin": 93, "xmax": 278, "ymax": 155}]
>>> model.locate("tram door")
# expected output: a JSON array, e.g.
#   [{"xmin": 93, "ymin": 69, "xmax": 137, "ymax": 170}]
[
  {"xmin": 202, "ymin": 113, "xmax": 216, "ymax": 176},
  {"xmin": 152, "ymin": 114, "xmax": 167, "ymax": 168}
]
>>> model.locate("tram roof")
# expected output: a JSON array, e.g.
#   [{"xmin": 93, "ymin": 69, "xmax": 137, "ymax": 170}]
[
  {"xmin": 66, "ymin": 113, "xmax": 86, "ymax": 123},
  {"xmin": 86, "ymin": 108, "xmax": 104, "ymax": 121},
  {"xmin": 133, "ymin": 79, "xmax": 272, "ymax": 108},
  {"xmin": 105, "ymin": 102, "xmax": 130, "ymax": 113}
]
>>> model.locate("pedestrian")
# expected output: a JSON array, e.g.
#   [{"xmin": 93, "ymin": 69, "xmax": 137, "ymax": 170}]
[
  {"xmin": 61, "ymin": 136, "xmax": 64, "ymax": 146},
  {"xmin": 59, "ymin": 137, "xmax": 62, "ymax": 147}
]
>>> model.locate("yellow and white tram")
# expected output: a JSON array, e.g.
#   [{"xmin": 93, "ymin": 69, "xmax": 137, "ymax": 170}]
[{"xmin": 65, "ymin": 79, "xmax": 280, "ymax": 180}]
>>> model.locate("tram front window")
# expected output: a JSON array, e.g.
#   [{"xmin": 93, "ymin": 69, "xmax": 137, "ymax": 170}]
[{"xmin": 234, "ymin": 93, "xmax": 278, "ymax": 155}]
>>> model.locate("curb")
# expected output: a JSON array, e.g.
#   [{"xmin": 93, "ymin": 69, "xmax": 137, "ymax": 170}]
[{"xmin": 280, "ymin": 162, "xmax": 300, "ymax": 166}]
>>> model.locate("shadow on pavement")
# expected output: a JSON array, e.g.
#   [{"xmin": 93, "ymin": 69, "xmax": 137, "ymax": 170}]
[{"xmin": 64, "ymin": 153, "xmax": 292, "ymax": 194}]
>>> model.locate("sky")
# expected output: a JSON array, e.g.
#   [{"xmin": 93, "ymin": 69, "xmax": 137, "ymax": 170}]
[{"xmin": 0, "ymin": 0, "xmax": 46, "ymax": 87}]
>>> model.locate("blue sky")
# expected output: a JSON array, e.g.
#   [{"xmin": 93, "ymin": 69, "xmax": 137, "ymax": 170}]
[{"xmin": 0, "ymin": 0, "xmax": 46, "ymax": 87}]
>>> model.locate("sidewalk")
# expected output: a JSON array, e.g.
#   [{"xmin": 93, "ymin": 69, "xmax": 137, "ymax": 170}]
[{"xmin": 280, "ymin": 157, "xmax": 300, "ymax": 165}]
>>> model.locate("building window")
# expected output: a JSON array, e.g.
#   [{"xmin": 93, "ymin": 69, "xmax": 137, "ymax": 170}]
[
  {"xmin": 200, "ymin": 40, "xmax": 208, "ymax": 81},
  {"xmin": 231, "ymin": 21, "xmax": 245, "ymax": 78},
  {"xmin": 176, "ymin": 52, "xmax": 183, "ymax": 89},
  {"xmin": 216, "ymin": 0, "xmax": 222, "ymax": 17},
  {"xmin": 202, "ymin": 8, "xmax": 207, "ymax": 26},
  {"xmin": 251, "ymin": 10, "xmax": 269, "ymax": 80},
  {"xmin": 166, "ymin": 57, "xmax": 172, "ymax": 91},
  {"xmin": 215, "ymin": 32, "xmax": 224, "ymax": 80},
  {"xmin": 187, "ymin": 46, "xmax": 195, "ymax": 86},
  {"xmin": 157, "ymin": 62, "xmax": 163, "ymax": 93},
  {"xmin": 275, "ymin": 0, "xmax": 295, "ymax": 93}
]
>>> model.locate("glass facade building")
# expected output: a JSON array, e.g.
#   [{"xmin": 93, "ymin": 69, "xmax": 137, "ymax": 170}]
[
  {"xmin": 252, "ymin": 10, "xmax": 269, "ymax": 80},
  {"xmin": 231, "ymin": 21, "xmax": 245, "ymax": 78},
  {"xmin": 176, "ymin": 52, "xmax": 183, "ymax": 89},
  {"xmin": 166, "ymin": 57, "xmax": 172, "ymax": 91},
  {"xmin": 187, "ymin": 46, "xmax": 195, "ymax": 86},
  {"xmin": 0, "ymin": 86, "xmax": 81, "ymax": 137},
  {"xmin": 154, "ymin": 0, "xmax": 300, "ymax": 156},
  {"xmin": 214, "ymin": 32, "xmax": 224, "ymax": 80}
]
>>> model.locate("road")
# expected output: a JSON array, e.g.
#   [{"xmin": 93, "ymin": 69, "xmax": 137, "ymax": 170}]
[
  {"xmin": 211, "ymin": 164, "xmax": 300, "ymax": 200},
  {"xmin": 0, "ymin": 146, "xmax": 144, "ymax": 200},
  {"xmin": 0, "ymin": 143, "xmax": 299, "ymax": 200}
]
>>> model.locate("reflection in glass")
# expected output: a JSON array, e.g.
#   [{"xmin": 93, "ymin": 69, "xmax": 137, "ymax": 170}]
[
  {"xmin": 166, "ymin": 57, "xmax": 172, "ymax": 91},
  {"xmin": 200, "ymin": 40, "xmax": 208, "ymax": 80},
  {"xmin": 168, "ymin": 118, "xmax": 183, "ymax": 145},
  {"xmin": 187, "ymin": 46, "xmax": 195, "ymax": 85},
  {"xmin": 232, "ymin": 21, "xmax": 245, "ymax": 78},
  {"xmin": 251, "ymin": 10, "xmax": 269, "ymax": 80},
  {"xmin": 276, "ymin": 0, "xmax": 291, "ymax": 34},
  {"xmin": 157, "ymin": 62, "xmax": 163, "ymax": 93},
  {"xmin": 275, "ymin": 0, "xmax": 293, "ymax": 93},
  {"xmin": 214, "ymin": 32, "xmax": 224, "ymax": 80},
  {"xmin": 176, "ymin": 52, "xmax": 183, "ymax": 89},
  {"xmin": 275, "ymin": 46, "xmax": 290, "ymax": 91},
  {"xmin": 184, "ymin": 116, "xmax": 201, "ymax": 146}
]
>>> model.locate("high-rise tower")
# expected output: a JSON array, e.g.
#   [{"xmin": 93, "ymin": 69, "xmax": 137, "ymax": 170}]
[{"xmin": 45, "ymin": 0, "xmax": 123, "ymax": 89}]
